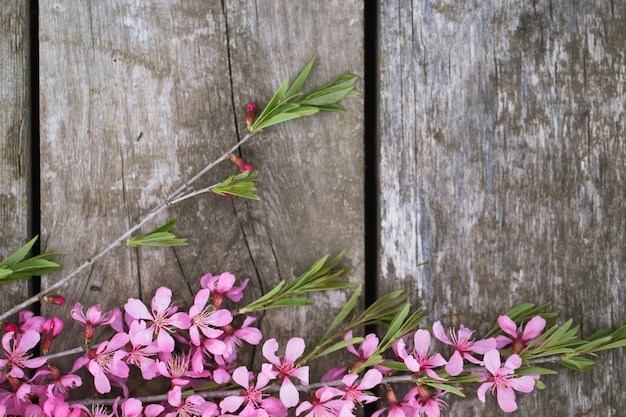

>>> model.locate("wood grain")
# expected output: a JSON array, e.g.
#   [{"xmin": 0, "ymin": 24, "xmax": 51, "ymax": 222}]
[
  {"xmin": 379, "ymin": 1, "xmax": 625, "ymax": 415},
  {"xmin": 38, "ymin": 0, "xmax": 363, "ymax": 388},
  {"xmin": 0, "ymin": 3, "xmax": 31, "ymax": 313}
]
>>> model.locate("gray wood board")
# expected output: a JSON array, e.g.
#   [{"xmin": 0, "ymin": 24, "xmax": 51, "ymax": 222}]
[
  {"xmin": 38, "ymin": 0, "xmax": 363, "ymax": 386},
  {"xmin": 379, "ymin": 1, "xmax": 625, "ymax": 416},
  {"xmin": 0, "ymin": 3, "xmax": 32, "ymax": 312}
]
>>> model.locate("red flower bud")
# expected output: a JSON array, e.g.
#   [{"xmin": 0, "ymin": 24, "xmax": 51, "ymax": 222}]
[
  {"xmin": 229, "ymin": 154, "xmax": 253, "ymax": 173},
  {"xmin": 43, "ymin": 294, "xmax": 66, "ymax": 305},
  {"xmin": 245, "ymin": 102, "xmax": 257, "ymax": 130}
]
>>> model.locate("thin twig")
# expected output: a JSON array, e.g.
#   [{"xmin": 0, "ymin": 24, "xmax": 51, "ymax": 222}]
[{"xmin": 0, "ymin": 131, "xmax": 259, "ymax": 322}]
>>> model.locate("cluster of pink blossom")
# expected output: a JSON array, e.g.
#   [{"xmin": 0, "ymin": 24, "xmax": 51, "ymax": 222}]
[{"xmin": 0, "ymin": 270, "xmax": 547, "ymax": 417}]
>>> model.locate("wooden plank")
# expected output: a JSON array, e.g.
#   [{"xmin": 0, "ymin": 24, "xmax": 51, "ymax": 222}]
[
  {"xmin": 379, "ymin": 1, "xmax": 625, "ymax": 415},
  {"xmin": 0, "ymin": 3, "xmax": 31, "ymax": 313},
  {"xmin": 39, "ymin": 0, "xmax": 363, "ymax": 389}
]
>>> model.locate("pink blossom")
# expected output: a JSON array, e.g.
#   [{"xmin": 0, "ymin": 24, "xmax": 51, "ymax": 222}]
[
  {"xmin": 41, "ymin": 317, "xmax": 64, "ymax": 355},
  {"xmin": 70, "ymin": 303, "xmax": 122, "ymax": 344},
  {"xmin": 262, "ymin": 338, "xmax": 309, "ymax": 407},
  {"xmin": 432, "ymin": 321, "xmax": 496, "ymax": 376},
  {"xmin": 395, "ymin": 330, "xmax": 446, "ymax": 380},
  {"xmin": 0, "ymin": 330, "xmax": 47, "ymax": 378},
  {"xmin": 475, "ymin": 349, "xmax": 536, "ymax": 412},
  {"xmin": 221, "ymin": 316, "xmax": 262, "ymax": 360},
  {"xmin": 76, "ymin": 332, "xmax": 130, "ymax": 394},
  {"xmin": 406, "ymin": 385, "xmax": 448, "ymax": 417},
  {"xmin": 1, "ymin": 310, "xmax": 45, "ymax": 334},
  {"xmin": 188, "ymin": 289, "xmax": 232, "ymax": 346},
  {"xmin": 341, "ymin": 369, "xmax": 382, "ymax": 408},
  {"xmin": 124, "ymin": 287, "xmax": 191, "ymax": 352},
  {"xmin": 323, "ymin": 332, "xmax": 381, "ymax": 381},
  {"xmin": 125, "ymin": 320, "xmax": 160, "ymax": 380},
  {"xmin": 29, "ymin": 362, "xmax": 82, "ymax": 398},
  {"xmin": 113, "ymin": 397, "xmax": 164, "ymax": 417},
  {"xmin": 372, "ymin": 386, "xmax": 418, "ymax": 417},
  {"xmin": 296, "ymin": 386, "xmax": 349, "ymax": 417},
  {"xmin": 496, "ymin": 315, "xmax": 546, "ymax": 354},
  {"xmin": 200, "ymin": 272, "xmax": 249, "ymax": 308},
  {"xmin": 165, "ymin": 385, "xmax": 218, "ymax": 417},
  {"xmin": 219, "ymin": 366, "xmax": 272, "ymax": 415}
]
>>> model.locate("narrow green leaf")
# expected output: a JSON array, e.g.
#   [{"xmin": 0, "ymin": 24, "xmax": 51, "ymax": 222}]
[
  {"xmin": 327, "ymin": 286, "xmax": 362, "ymax": 333},
  {"xmin": 251, "ymin": 77, "xmax": 290, "ymax": 131},
  {"xmin": 0, "ymin": 236, "xmax": 38, "ymax": 268},
  {"xmin": 255, "ymin": 112, "xmax": 302, "ymax": 130},
  {"xmin": 516, "ymin": 366, "xmax": 558, "ymax": 376},
  {"xmin": 270, "ymin": 298, "xmax": 312, "ymax": 307},
  {"xmin": 379, "ymin": 302, "xmax": 411, "ymax": 348},
  {"xmin": 285, "ymin": 58, "xmax": 315, "ymax": 98},
  {"xmin": 0, "ymin": 268, "xmax": 12, "ymax": 280},
  {"xmin": 426, "ymin": 383, "xmax": 465, "ymax": 398}
]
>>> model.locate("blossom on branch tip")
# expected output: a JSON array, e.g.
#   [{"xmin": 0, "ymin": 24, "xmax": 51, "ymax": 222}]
[
  {"xmin": 70, "ymin": 303, "xmax": 122, "ymax": 344},
  {"xmin": 230, "ymin": 154, "xmax": 253, "ymax": 173},
  {"xmin": 42, "ymin": 294, "xmax": 66, "ymax": 305},
  {"xmin": 432, "ymin": 320, "xmax": 496, "ymax": 376},
  {"xmin": 200, "ymin": 271, "xmax": 249, "ymax": 308},
  {"xmin": 474, "ymin": 349, "xmax": 536, "ymax": 413},
  {"xmin": 495, "ymin": 315, "xmax": 546, "ymax": 354},
  {"xmin": 245, "ymin": 102, "xmax": 257, "ymax": 130}
]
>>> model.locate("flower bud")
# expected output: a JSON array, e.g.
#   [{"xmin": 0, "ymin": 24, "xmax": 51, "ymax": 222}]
[
  {"xmin": 43, "ymin": 294, "xmax": 66, "ymax": 305},
  {"xmin": 229, "ymin": 154, "xmax": 253, "ymax": 173},
  {"xmin": 245, "ymin": 102, "xmax": 257, "ymax": 130}
]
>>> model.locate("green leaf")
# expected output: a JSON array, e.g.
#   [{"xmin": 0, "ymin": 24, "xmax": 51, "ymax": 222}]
[
  {"xmin": 426, "ymin": 383, "xmax": 466, "ymax": 398},
  {"xmin": 0, "ymin": 236, "xmax": 38, "ymax": 268},
  {"xmin": 516, "ymin": 366, "xmax": 558, "ymax": 376},
  {"xmin": 285, "ymin": 58, "xmax": 315, "ymax": 98},
  {"xmin": 327, "ymin": 286, "xmax": 362, "ymax": 334},
  {"xmin": 127, "ymin": 220, "xmax": 188, "ymax": 247},
  {"xmin": 269, "ymin": 298, "xmax": 313, "ymax": 307},
  {"xmin": 379, "ymin": 302, "xmax": 411, "ymax": 349}
]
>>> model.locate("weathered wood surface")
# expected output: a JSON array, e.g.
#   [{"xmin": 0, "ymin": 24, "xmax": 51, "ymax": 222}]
[
  {"xmin": 379, "ymin": 1, "xmax": 625, "ymax": 416},
  {"xmin": 0, "ymin": 3, "xmax": 31, "ymax": 310},
  {"xmin": 2, "ymin": 0, "xmax": 626, "ymax": 415},
  {"xmin": 38, "ymin": 0, "xmax": 363, "ymax": 381}
]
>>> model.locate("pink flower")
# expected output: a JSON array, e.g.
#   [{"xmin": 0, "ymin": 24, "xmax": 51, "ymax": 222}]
[
  {"xmin": 475, "ymin": 349, "xmax": 536, "ymax": 412},
  {"xmin": 262, "ymin": 338, "xmax": 309, "ymax": 407},
  {"xmin": 113, "ymin": 397, "xmax": 164, "ymax": 417},
  {"xmin": 40, "ymin": 317, "xmax": 64, "ymax": 355},
  {"xmin": 296, "ymin": 386, "xmax": 349, "ymax": 417},
  {"xmin": 75, "ymin": 332, "xmax": 130, "ymax": 394},
  {"xmin": 395, "ymin": 330, "xmax": 446, "ymax": 380},
  {"xmin": 432, "ymin": 321, "xmax": 496, "ymax": 376},
  {"xmin": 341, "ymin": 369, "xmax": 382, "ymax": 408},
  {"xmin": 29, "ymin": 362, "xmax": 82, "ymax": 397},
  {"xmin": 0, "ymin": 330, "xmax": 47, "ymax": 378},
  {"xmin": 406, "ymin": 385, "xmax": 448, "ymax": 417},
  {"xmin": 200, "ymin": 272, "xmax": 249, "ymax": 309},
  {"xmin": 496, "ymin": 315, "xmax": 546, "ymax": 354},
  {"xmin": 71, "ymin": 303, "xmax": 122, "ymax": 344},
  {"xmin": 124, "ymin": 287, "xmax": 191, "ymax": 352},
  {"xmin": 188, "ymin": 289, "xmax": 232, "ymax": 346},
  {"xmin": 372, "ymin": 386, "xmax": 417, "ymax": 417},
  {"xmin": 125, "ymin": 320, "xmax": 160, "ymax": 380},
  {"xmin": 165, "ymin": 385, "xmax": 218, "ymax": 417},
  {"xmin": 219, "ymin": 366, "xmax": 274, "ymax": 415},
  {"xmin": 221, "ymin": 316, "xmax": 262, "ymax": 360}
]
